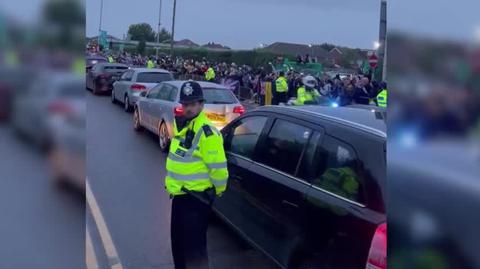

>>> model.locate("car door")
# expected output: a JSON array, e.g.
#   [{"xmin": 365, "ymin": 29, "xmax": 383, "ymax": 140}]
[
  {"xmin": 214, "ymin": 114, "xmax": 271, "ymax": 237},
  {"xmin": 302, "ymin": 134, "xmax": 381, "ymax": 268},
  {"xmin": 239, "ymin": 116, "xmax": 317, "ymax": 265},
  {"xmin": 116, "ymin": 70, "xmax": 134, "ymax": 101},
  {"xmin": 149, "ymin": 83, "xmax": 173, "ymax": 134},
  {"xmin": 139, "ymin": 85, "xmax": 161, "ymax": 131}
]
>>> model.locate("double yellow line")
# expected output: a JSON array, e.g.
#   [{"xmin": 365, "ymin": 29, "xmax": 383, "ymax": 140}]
[{"xmin": 86, "ymin": 180, "xmax": 124, "ymax": 269}]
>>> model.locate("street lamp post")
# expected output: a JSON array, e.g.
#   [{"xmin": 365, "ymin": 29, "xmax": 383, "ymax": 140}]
[
  {"xmin": 99, "ymin": 0, "xmax": 104, "ymax": 33},
  {"xmin": 156, "ymin": 0, "xmax": 163, "ymax": 58},
  {"xmin": 170, "ymin": 0, "xmax": 177, "ymax": 58}
]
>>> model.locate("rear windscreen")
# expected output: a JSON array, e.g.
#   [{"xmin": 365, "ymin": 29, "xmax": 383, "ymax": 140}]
[
  {"xmin": 136, "ymin": 72, "xmax": 173, "ymax": 83},
  {"xmin": 104, "ymin": 66, "xmax": 128, "ymax": 71},
  {"xmin": 203, "ymin": 88, "xmax": 237, "ymax": 104}
]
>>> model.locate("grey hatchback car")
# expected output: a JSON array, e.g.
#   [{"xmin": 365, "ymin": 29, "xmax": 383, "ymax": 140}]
[
  {"xmin": 133, "ymin": 80, "xmax": 245, "ymax": 152},
  {"xmin": 111, "ymin": 68, "xmax": 174, "ymax": 112}
]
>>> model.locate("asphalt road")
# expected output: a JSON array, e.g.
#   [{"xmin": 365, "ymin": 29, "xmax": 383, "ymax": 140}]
[
  {"xmin": 86, "ymin": 92, "xmax": 279, "ymax": 269},
  {"xmin": 0, "ymin": 124, "xmax": 85, "ymax": 269}
]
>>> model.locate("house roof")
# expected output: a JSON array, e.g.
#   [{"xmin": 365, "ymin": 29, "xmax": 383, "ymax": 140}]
[{"xmin": 175, "ymin": 39, "xmax": 199, "ymax": 47}]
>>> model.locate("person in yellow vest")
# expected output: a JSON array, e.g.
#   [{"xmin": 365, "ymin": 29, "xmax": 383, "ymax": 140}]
[
  {"xmin": 147, "ymin": 57, "xmax": 155, "ymax": 69},
  {"xmin": 376, "ymin": 83, "xmax": 387, "ymax": 108},
  {"xmin": 107, "ymin": 55, "xmax": 114, "ymax": 63},
  {"xmin": 166, "ymin": 81, "xmax": 228, "ymax": 269},
  {"xmin": 294, "ymin": 75, "xmax": 321, "ymax": 106},
  {"xmin": 205, "ymin": 63, "xmax": 216, "ymax": 82},
  {"xmin": 275, "ymin": 71, "xmax": 289, "ymax": 104}
]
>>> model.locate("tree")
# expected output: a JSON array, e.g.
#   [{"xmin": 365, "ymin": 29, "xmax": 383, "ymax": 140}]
[
  {"xmin": 320, "ymin": 43, "xmax": 335, "ymax": 51},
  {"xmin": 137, "ymin": 40, "xmax": 146, "ymax": 55},
  {"xmin": 128, "ymin": 23, "xmax": 155, "ymax": 42},
  {"xmin": 157, "ymin": 28, "xmax": 172, "ymax": 43}
]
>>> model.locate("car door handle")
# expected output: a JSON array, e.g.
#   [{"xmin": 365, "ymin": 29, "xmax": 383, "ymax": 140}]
[{"xmin": 282, "ymin": 200, "xmax": 299, "ymax": 208}]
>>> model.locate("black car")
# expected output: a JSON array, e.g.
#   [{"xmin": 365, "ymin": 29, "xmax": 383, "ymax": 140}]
[
  {"xmin": 85, "ymin": 55, "xmax": 108, "ymax": 72},
  {"xmin": 214, "ymin": 105, "xmax": 387, "ymax": 269},
  {"xmin": 86, "ymin": 63, "xmax": 128, "ymax": 95}
]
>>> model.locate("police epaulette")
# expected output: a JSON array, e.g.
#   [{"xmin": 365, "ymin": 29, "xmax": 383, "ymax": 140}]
[{"xmin": 202, "ymin": 125, "xmax": 214, "ymax": 137}]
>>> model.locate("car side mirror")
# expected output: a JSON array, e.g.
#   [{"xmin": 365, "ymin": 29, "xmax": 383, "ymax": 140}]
[{"xmin": 140, "ymin": 91, "xmax": 147, "ymax": 97}]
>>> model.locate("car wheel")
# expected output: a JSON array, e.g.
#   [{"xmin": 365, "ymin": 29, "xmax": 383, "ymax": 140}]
[
  {"xmin": 133, "ymin": 108, "xmax": 143, "ymax": 132},
  {"xmin": 158, "ymin": 122, "xmax": 170, "ymax": 153},
  {"xmin": 111, "ymin": 89, "xmax": 117, "ymax": 104},
  {"xmin": 124, "ymin": 95, "xmax": 132, "ymax": 112}
]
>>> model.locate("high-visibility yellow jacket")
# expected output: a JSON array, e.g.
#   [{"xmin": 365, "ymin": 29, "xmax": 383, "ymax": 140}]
[
  {"xmin": 275, "ymin": 76, "xmax": 288, "ymax": 93},
  {"xmin": 165, "ymin": 111, "xmax": 229, "ymax": 196},
  {"xmin": 294, "ymin": 86, "xmax": 320, "ymax": 106},
  {"xmin": 205, "ymin": 67, "xmax": 216, "ymax": 81},
  {"xmin": 108, "ymin": 56, "xmax": 114, "ymax": 63},
  {"xmin": 147, "ymin": 60, "xmax": 155, "ymax": 69},
  {"xmin": 376, "ymin": 89, "xmax": 387, "ymax": 107}
]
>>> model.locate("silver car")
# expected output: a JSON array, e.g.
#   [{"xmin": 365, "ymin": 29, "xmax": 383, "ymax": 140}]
[
  {"xmin": 11, "ymin": 72, "xmax": 84, "ymax": 150},
  {"xmin": 133, "ymin": 80, "xmax": 245, "ymax": 152},
  {"xmin": 111, "ymin": 68, "xmax": 173, "ymax": 112}
]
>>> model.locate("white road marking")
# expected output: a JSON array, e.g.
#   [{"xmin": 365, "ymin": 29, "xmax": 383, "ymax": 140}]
[
  {"xmin": 86, "ymin": 226, "xmax": 98, "ymax": 269},
  {"xmin": 86, "ymin": 179, "xmax": 124, "ymax": 269}
]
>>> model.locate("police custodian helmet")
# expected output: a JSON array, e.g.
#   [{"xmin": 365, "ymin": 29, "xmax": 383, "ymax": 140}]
[{"xmin": 179, "ymin": 80, "xmax": 204, "ymax": 104}]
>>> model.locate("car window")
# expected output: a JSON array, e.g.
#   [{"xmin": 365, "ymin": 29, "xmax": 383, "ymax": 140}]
[
  {"xmin": 311, "ymin": 135, "xmax": 364, "ymax": 203},
  {"xmin": 203, "ymin": 88, "xmax": 237, "ymax": 104},
  {"xmin": 121, "ymin": 70, "xmax": 133, "ymax": 81},
  {"xmin": 146, "ymin": 85, "xmax": 161, "ymax": 99},
  {"xmin": 157, "ymin": 84, "xmax": 173, "ymax": 100},
  {"xmin": 104, "ymin": 66, "xmax": 128, "ymax": 71},
  {"xmin": 226, "ymin": 116, "xmax": 268, "ymax": 159},
  {"xmin": 136, "ymin": 72, "xmax": 173, "ymax": 83},
  {"xmin": 255, "ymin": 119, "xmax": 311, "ymax": 176},
  {"xmin": 168, "ymin": 87, "xmax": 178, "ymax": 101},
  {"xmin": 297, "ymin": 131, "xmax": 324, "ymax": 181}
]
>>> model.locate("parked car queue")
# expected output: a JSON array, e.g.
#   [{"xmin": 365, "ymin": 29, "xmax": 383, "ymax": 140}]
[{"xmin": 86, "ymin": 63, "xmax": 386, "ymax": 269}]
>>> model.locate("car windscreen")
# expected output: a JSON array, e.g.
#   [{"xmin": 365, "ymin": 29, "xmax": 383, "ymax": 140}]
[
  {"xmin": 203, "ymin": 88, "xmax": 237, "ymax": 104},
  {"xmin": 58, "ymin": 81, "xmax": 85, "ymax": 97},
  {"xmin": 104, "ymin": 66, "xmax": 128, "ymax": 72},
  {"xmin": 136, "ymin": 72, "xmax": 173, "ymax": 83}
]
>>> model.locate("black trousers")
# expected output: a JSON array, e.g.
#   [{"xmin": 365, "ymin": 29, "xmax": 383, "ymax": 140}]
[
  {"xmin": 171, "ymin": 194, "xmax": 211, "ymax": 269},
  {"xmin": 275, "ymin": 92, "xmax": 288, "ymax": 105}
]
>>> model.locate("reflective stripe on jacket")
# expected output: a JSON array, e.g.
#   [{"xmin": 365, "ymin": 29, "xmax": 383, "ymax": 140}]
[
  {"xmin": 275, "ymin": 76, "xmax": 288, "ymax": 92},
  {"xmin": 165, "ymin": 111, "xmax": 228, "ymax": 196},
  {"xmin": 376, "ymin": 89, "xmax": 387, "ymax": 107}
]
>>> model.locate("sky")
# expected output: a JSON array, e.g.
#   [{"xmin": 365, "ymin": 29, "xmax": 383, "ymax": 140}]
[{"xmin": 1, "ymin": 0, "xmax": 479, "ymax": 49}]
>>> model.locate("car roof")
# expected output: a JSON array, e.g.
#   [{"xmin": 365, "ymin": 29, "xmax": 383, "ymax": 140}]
[
  {"xmin": 165, "ymin": 80, "xmax": 228, "ymax": 89},
  {"xmin": 97, "ymin": 63, "xmax": 128, "ymax": 67},
  {"xmin": 255, "ymin": 105, "xmax": 386, "ymax": 138},
  {"xmin": 131, "ymin": 68, "xmax": 171, "ymax": 73}
]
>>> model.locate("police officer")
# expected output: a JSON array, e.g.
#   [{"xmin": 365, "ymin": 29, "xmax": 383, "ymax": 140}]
[
  {"xmin": 107, "ymin": 54, "xmax": 114, "ymax": 63},
  {"xmin": 376, "ymin": 82, "xmax": 387, "ymax": 108},
  {"xmin": 275, "ymin": 71, "xmax": 289, "ymax": 104},
  {"xmin": 205, "ymin": 63, "xmax": 216, "ymax": 82},
  {"xmin": 147, "ymin": 57, "xmax": 155, "ymax": 68},
  {"xmin": 166, "ymin": 81, "xmax": 229, "ymax": 269},
  {"xmin": 293, "ymin": 75, "xmax": 320, "ymax": 106}
]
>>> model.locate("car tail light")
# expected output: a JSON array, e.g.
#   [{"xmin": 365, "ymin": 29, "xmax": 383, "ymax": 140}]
[
  {"xmin": 131, "ymin": 84, "xmax": 146, "ymax": 91},
  {"xmin": 174, "ymin": 106, "xmax": 184, "ymax": 116},
  {"xmin": 47, "ymin": 101, "xmax": 73, "ymax": 116},
  {"xmin": 366, "ymin": 223, "xmax": 387, "ymax": 269},
  {"xmin": 233, "ymin": 105, "xmax": 245, "ymax": 115}
]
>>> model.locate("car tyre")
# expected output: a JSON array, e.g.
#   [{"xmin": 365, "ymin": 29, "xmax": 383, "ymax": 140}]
[
  {"xmin": 158, "ymin": 121, "xmax": 170, "ymax": 153},
  {"xmin": 124, "ymin": 95, "xmax": 132, "ymax": 112},
  {"xmin": 111, "ymin": 89, "xmax": 117, "ymax": 104},
  {"xmin": 133, "ymin": 108, "xmax": 143, "ymax": 132}
]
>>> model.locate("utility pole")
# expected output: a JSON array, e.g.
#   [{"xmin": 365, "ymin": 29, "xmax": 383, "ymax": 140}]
[
  {"xmin": 156, "ymin": 0, "xmax": 163, "ymax": 57},
  {"xmin": 379, "ymin": 0, "xmax": 387, "ymax": 81},
  {"xmin": 99, "ymin": 0, "xmax": 104, "ymax": 33},
  {"xmin": 170, "ymin": 0, "xmax": 177, "ymax": 58}
]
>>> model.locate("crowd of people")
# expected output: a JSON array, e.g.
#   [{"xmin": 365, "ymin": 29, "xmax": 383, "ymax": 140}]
[{"xmin": 95, "ymin": 51, "xmax": 387, "ymax": 108}]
